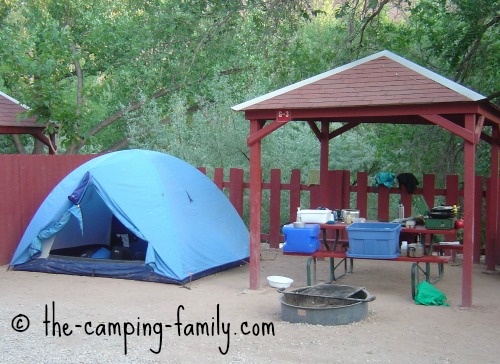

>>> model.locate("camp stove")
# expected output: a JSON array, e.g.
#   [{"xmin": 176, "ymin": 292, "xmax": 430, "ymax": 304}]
[{"xmin": 416, "ymin": 196, "xmax": 457, "ymax": 230}]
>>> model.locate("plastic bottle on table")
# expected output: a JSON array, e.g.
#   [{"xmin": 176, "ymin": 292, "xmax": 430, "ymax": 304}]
[{"xmin": 401, "ymin": 241, "xmax": 408, "ymax": 257}]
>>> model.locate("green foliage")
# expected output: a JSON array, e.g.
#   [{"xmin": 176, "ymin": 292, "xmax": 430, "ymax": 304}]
[{"xmin": 0, "ymin": 0, "xmax": 498, "ymax": 191}]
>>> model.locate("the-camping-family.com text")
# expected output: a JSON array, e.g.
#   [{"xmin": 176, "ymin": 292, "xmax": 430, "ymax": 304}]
[{"xmin": 10, "ymin": 301, "xmax": 275, "ymax": 355}]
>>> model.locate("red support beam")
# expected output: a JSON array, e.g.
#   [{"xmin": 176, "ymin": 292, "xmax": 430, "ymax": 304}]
[
  {"xmin": 473, "ymin": 176, "xmax": 483, "ymax": 263},
  {"xmin": 248, "ymin": 120, "xmax": 263, "ymax": 289},
  {"xmin": 486, "ymin": 125, "xmax": 499, "ymax": 269},
  {"xmin": 247, "ymin": 120, "xmax": 288, "ymax": 146},
  {"xmin": 319, "ymin": 121, "xmax": 330, "ymax": 207},
  {"xmin": 419, "ymin": 114, "xmax": 474, "ymax": 143},
  {"xmin": 328, "ymin": 122, "xmax": 360, "ymax": 139},
  {"xmin": 462, "ymin": 114, "xmax": 476, "ymax": 308}
]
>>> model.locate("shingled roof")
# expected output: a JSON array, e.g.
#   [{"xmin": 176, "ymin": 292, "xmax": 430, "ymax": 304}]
[
  {"xmin": 232, "ymin": 50, "xmax": 485, "ymax": 111},
  {"xmin": 0, "ymin": 90, "xmax": 40, "ymax": 132}
]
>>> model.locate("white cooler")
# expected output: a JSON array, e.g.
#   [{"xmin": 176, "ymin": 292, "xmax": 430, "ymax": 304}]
[{"xmin": 298, "ymin": 209, "xmax": 333, "ymax": 224}]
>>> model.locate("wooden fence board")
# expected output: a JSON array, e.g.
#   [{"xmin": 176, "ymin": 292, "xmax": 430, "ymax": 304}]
[{"xmin": 269, "ymin": 169, "xmax": 281, "ymax": 244}]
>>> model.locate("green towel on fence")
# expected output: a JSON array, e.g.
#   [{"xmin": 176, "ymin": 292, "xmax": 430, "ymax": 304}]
[{"xmin": 414, "ymin": 281, "xmax": 449, "ymax": 306}]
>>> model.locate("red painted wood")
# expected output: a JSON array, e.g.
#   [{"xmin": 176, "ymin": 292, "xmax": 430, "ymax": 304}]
[
  {"xmin": 462, "ymin": 114, "xmax": 475, "ymax": 308},
  {"xmin": 319, "ymin": 122, "xmax": 330, "ymax": 207},
  {"xmin": 247, "ymin": 120, "xmax": 287, "ymax": 146},
  {"xmin": 269, "ymin": 169, "xmax": 282, "ymax": 248},
  {"xmin": 377, "ymin": 186, "xmax": 390, "ymax": 221},
  {"xmin": 496, "ymin": 185, "xmax": 500, "ymax": 266},
  {"xmin": 420, "ymin": 114, "xmax": 474, "ymax": 143},
  {"xmin": 0, "ymin": 156, "xmax": 19, "ymax": 264},
  {"xmin": 213, "ymin": 168, "xmax": 224, "ymax": 190},
  {"xmin": 422, "ymin": 174, "xmax": 436, "ymax": 209},
  {"xmin": 283, "ymin": 249, "xmax": 451, "ymax": 264},
  {"xmin": 328, "ymin": 170, "xmax": 344, "ymax": 210},
  {"xmin": 444, "ymin": 175, "xmax": 460, "ymax": 246},
  {"xmin": 229, "ymin": 168, "xmax": 244, "ymax": 217},
  {"xmin": 355, "ymin": 172, "xmax": 368, "ymax": 218},
  {"xmin": 487, "ymin": 125, "xmax": 499, "ymax": 268},
  {"xmin": 399, "ymin": 185, "xmax": 412, "ymax": 217},
  {"xmin": 288, "ymin": 169, "xmax": 301, "ymax": 221},
  {"xmin": 342, "ymin": 170, "xmax": 351, "ymax": 211},
  {"xmin": 243, "ymin": 102, "xmax": 481, "ymax": 121},
  {"xmin": 309, "ymin": 185, "xmax": 321, "ymax": 208},
  {"xmin": 0, "ymin": 154, "xmax": 95, "ymax": 264},
  {"xmin": 486, "ymin": 178, "xmax": 495, "ymax": 266},
  {"xmin": 248, "ymin": 120, "xmax": 262, "ymax": 289},
  {"xmin": 445, "ymin": 175, "xmax": 459, "ymax": 205},
  {"xmin": 474, "ymin": 176, "xmax": 483, "ymax": 263}
]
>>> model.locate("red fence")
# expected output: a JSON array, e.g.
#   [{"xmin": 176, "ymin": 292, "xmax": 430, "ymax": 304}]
[
  {"xmin": 1, "ymin": 155, "xmax": 496, "ymax": 265},
  {"xmin": 0, "ymin": 154, "xmax": 95, "ymax": 265}
]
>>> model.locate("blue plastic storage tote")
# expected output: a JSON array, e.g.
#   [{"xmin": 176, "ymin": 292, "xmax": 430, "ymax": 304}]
[
  {"xmin": 346, "ymin": 222, "xmax": 401, "ymax": 259},
  {"xmin": 282, "ymin": 224, "xmax": 320, "ymax": 253}
]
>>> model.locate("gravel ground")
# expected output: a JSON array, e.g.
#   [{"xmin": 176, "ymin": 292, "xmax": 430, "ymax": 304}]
[{"xmin": 1, "ymin": 250, "xmax": 500, "ymax": 363}]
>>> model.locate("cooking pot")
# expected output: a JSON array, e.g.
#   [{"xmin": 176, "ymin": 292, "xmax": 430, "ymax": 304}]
[{"xmin": 341, "ymin": 209, "xmax": 360, "ymax": 223}]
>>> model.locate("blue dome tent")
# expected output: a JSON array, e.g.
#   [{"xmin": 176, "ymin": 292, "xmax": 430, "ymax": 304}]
[{"xmin": 10, "ymin": 150, "xmax": 249, "ymax": 284}]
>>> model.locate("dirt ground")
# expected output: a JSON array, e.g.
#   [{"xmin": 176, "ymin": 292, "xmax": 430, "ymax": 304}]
[{"xmin": 1, "ymin": 249, "xmax": 499, "ymax": 364}]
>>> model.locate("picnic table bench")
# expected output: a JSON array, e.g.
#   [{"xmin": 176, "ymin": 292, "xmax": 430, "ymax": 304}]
[{"xmin": 283, "ymin": 249, "xmax": 451, "ymax": 299}]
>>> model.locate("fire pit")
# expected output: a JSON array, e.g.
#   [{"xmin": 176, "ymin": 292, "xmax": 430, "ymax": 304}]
[{"xmin": 280, "ymin": 283, "xmax": 375, "ymax": 325}]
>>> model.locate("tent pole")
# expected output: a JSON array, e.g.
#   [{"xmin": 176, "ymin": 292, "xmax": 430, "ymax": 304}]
[
  {"xmin": 462, "ymin": 114, "xmax": 476, "ymax": 308},
  {"xmin": 249, "ymin": 119, "xmax": 263, "ymax": 290}
]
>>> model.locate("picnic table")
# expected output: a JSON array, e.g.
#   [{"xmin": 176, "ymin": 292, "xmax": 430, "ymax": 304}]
[{"xmin": 283, "ymin": 222, "xmax": 462, "ymax": 299}]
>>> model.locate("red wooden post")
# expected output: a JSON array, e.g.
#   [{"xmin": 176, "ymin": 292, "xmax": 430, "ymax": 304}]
[
  {"xmin": 486, "ymin": 125, "xmax": 499, "ymax": 269},
  {"xmin": 248, "ymin": 120, "xmax": 263, "ymax": 290},
  {"xmin": 329, "ymin": 170, "xmax": 345, "ymax": 210},
  {"xmin": 269, "ymin": 169, "xmax": 282, "ymax": 248},
  {"xmin": 496, "ymin": 178, "xmax": 500, "ymax": 265},
  {"xmin": 342, "ymin": 170, "xmax": 351, "ymax": 210},
  {"xmin": 355, "ymin": 172, "xmax": 368, "ymax": 219},
  {"xmin": 486, "ymin": 176, "xmax": 499, "ymax": 269},
  {"xmin": 289, "ymin": 169, "xmax": 301, "ymax": 221},
  {"xmin": 319, "ymin": 122, "xmax": 330, "ymax": 207},
  {"xmin": 422, "ymin": 174, "xmax": 436, "ymax": 210},
  {"xmin": 309, "ymin": 185, "xmax": 321, "ymax": 208},
  {"xmin": 473, "ymin": 176, "xmax": 483, "ymax": 262},
  {"xmin": 399, "ymin": 186, "xmax": 412, "ymax": 217},
  {"xmin": 377, "ymin": 186, "xmax": 390, "ymax": 221},
  {"xmin": 229, "ymin": 168, "xmax": 244, "ymax": 217},
  {"xmin": 462, "ymin": 114, "xmax": 476, "ymax": 308},
  {"xmin": 213, "ymin": 168, "xmax": 224, "ymax": 190},
  {"xmin": 444, "ymin": 175, "xmax": 460, "ymax": 251}
]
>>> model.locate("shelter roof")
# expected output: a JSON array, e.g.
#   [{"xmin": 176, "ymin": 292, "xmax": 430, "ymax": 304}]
[
  {"xmin": 232, "ymin": 50, "xmax": 486, "ymax": 111},
  {"xmin": 0, "ymin": 90, "xmax": 42, "ymax": 132}
]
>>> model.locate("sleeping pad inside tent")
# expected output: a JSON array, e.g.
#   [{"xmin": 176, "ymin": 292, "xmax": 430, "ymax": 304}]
[{"xmin": 10, "ymin": 149, "xmax": 250, "ymax": 284}]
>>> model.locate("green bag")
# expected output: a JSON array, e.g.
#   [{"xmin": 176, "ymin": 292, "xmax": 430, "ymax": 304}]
[{"xmin": 414, "ymin": 281, "xmax": 449, "ymax": 306}]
